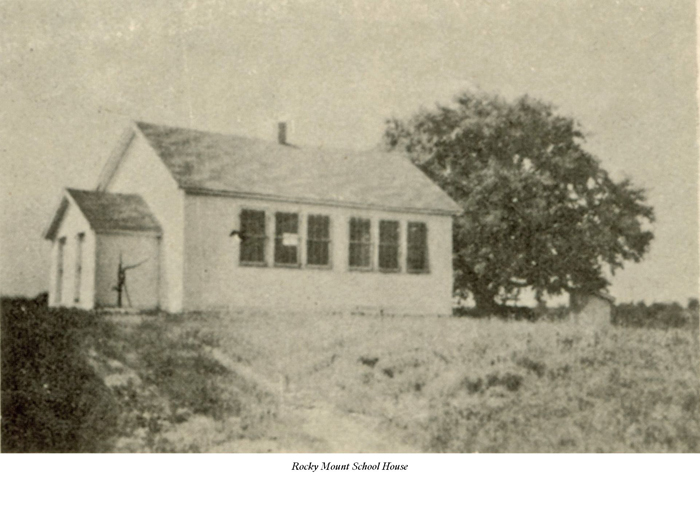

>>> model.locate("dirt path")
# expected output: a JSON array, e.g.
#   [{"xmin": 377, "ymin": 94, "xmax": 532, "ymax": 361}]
[
  {"xmin": 287, "ymin": 402, "xmax": 417, "ymax": 453},
  {"xmin": 210, "ymin": 399, "xmax": 418, "ymax": 453},
  {"xmin": 206, "ymin": 348, "xmax": 418, "ymax": 453}
]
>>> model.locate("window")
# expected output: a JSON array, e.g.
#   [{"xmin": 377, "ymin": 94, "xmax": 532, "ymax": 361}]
[
  {"xmin": 275, "ymin": 212, "xmax": 299, "ymax": 266},
  {"xmin": 407, "ymin": 222, "xmax": 428, "ymax": 272},
  {"xmin": 56, "ymin": 237, "xmax": 66, "ymax": 304},
  {"xmin": 307, "ymin": 215, "xmax": 331, "ymax": 267},
  {"xmin": 379, "ymin": 220, "xmax": 400, "ymax": 271},
  {"xmin": 240, "ymin": 209, "xmax": 266, "ymax": 264},
  {"xmin": 349, "ymin": 218, "xmax": 372, "ymax": 269},
  {"xmin": 74, "ymin": 233, "xmax": 85, "ymax": 303}
]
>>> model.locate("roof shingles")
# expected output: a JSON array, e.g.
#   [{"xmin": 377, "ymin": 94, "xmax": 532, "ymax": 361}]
[
  {"xmin": 135, "ymin": 121, "xmax": 461, "ymax": 214},
  {"xmin": 66, "ymin": 189, "xmax": 162, "ymax": 235}
]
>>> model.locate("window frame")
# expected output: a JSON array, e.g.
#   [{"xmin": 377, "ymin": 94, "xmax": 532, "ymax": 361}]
[
  {"xmin": 274, "ymin": 211, "xmax": 301, "ymax": 268},
  {"xmin": 406, "ymin": 221, "xmax": 429, "ymax": 274},
  {"xmin": 305, "ymin": 214, "xmax": 332, "ymax": 269},
  {"xmin": 378, "ymin": 220, "xmax": 401, "ymax": 273},
  {"xmin": 239, "ymin": 209, "xmax": 268, "ymax": 266},
  {"xmin": 348, "ymin": 217, "xmax": 373, "ymax": 271}
]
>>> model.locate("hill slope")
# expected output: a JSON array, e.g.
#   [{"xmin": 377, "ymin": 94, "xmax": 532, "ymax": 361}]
[{"xmin": 3, "ymin": 301, "xmax": 699, "ymax": 452}]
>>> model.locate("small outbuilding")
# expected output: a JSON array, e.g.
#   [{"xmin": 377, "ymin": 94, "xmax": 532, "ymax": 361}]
[
  {"xmin": 569, "ymin": 290, "xmax": 615, "ymax": 330},
  {"xmin": 44, "ymin": 188, "xmax": 162, "ymax": 310}
]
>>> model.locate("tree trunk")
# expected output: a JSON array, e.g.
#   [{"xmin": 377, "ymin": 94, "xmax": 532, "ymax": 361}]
[{"xmin": 472, "ymin": 286, "xmax": 498, "ymax": 315}]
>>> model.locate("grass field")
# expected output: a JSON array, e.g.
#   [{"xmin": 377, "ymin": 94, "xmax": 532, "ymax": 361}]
[
  {"xmin": 2, "ymin": 299, "xmax": 699, "ymax": 452},
  {"xmin": 209, "ymin": 311, "xmax": 700, "ymax": 452}
]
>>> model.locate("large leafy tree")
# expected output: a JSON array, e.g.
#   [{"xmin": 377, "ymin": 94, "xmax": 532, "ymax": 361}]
[{"xmin": 383, "ymin": 92, "xmax": 654, "ymax": 311}]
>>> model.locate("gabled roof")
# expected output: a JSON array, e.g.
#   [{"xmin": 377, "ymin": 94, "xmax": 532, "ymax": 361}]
[
  {"xmin": 133, "ymin": 121, "xmax": 462, "ymax": 215},
  {"xmin": 44, "ymin": 189, "xmax": 162, "ymax": 240}
]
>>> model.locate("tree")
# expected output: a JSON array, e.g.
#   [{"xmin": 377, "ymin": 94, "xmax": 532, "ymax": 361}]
[{"xmin": 383, "ymin": 92, "xmax": 654, "ymax": 311}]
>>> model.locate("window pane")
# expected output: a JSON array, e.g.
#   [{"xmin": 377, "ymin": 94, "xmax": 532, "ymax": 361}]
[
  {"xmin": 241, "ymin": 210, "xmax": 265, "ymax": 235},
  {"xmin": 275, "ymin": 239, "xmax": 298, "ymax": 264},
  {"xmin": 307, "ymin": 215, "xmax": 330, "ymax": 266},
  {"xmin": 240, "ymin": 209, "xmax": 266, "ymax": 263},
  {"xmin": 350, "ymin": 218, "xmax": 370, "ymax": 242},
  {"xmin": 241, "ymin": 238, "xmax": 265, "ymax": 263},
  {"xmin": 407, "ymin": 222, "xmax": 428, "ymax": 272},
  {"xmin": 380, "ymin": 220, "xmax": 399, "ymax": 244},
  {"xmin": 275, "ymin": 212, "xmax": 299, "ymax": 265},
  {"xmin": 379, "ymin": 244, "xmax": 399, "ymax": 270},
  {"xmin": 349, "ymin": 218, "xmax": 371, "ymax": 268},
  {"xmin": 349, "ymin": 243, "xmax": 371, "ymax": 268},
  {"xmin": 379, "ymin": 221, "xmax": 399, "ymax": 270},
  {"xmin": 275, "ymin": 212, "xmax": 298, "ymax": 235},
  {"xmin": 308, "ymin": 215, "xmax": 330, "ymax": 240},
  {"xmin": 307, "ymin": 240, "xmax": 329, "ymax": 266}
]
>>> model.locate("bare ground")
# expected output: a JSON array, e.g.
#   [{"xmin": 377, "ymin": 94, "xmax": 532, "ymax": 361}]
[
  {"xmin": 210, "ymin": 401, "xmax": 417, "ymax": 453},
  {"xmin": 206, "ymin": 348, "xmax": 418, "ymax": 452}
]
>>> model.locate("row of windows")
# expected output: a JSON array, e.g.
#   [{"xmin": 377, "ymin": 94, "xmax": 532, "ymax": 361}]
[{"xmin": 239, "ymin": 210, "xmax": 429, "ymax": 273}]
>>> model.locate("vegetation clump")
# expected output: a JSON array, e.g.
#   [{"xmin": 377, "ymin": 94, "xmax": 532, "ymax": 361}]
[
  {"xmin": 1, "ymin": 298, "xmax": 118, "ymax": 452},
  {"xmin": 1, "ymin": 298, "xmax": 276, "ymax": 452},
  {"xmin": 384, "ymin": 92, "xmax": 654, "ymax": 311}
]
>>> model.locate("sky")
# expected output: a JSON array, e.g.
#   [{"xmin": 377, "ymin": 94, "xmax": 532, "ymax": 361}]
[{"xmin": 0, "ymin": 0, "xmax": 697, "ymax": 304}]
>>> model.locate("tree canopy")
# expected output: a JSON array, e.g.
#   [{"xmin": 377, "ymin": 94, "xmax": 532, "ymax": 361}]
[{"xmin": 383, "ymin": 92, "xmax": 654, "ymax": 311}]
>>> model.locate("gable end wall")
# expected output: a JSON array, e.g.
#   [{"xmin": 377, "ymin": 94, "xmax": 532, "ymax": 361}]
[
  {"xmin": 104, "ymin": 131, "xmax": 185, "ymax": 312},
  {"xmin": 48, "ymin": 201, "xmax": 96, "ymax": 309}
]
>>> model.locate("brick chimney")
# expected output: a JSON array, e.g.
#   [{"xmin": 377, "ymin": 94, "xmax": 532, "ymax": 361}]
[{"xmin": 277, "ymin": 122, "xmax": 287, "ymax": 145}]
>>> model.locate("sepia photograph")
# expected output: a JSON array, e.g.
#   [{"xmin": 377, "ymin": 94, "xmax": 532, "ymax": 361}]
[{"xmin": 1, "ymin": 0, "xmax": 698, "ymax": 465}]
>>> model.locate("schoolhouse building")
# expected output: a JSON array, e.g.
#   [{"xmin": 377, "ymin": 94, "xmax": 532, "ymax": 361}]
[{"xmin": 44, "ymin": 121, "xmax": 461, "ymax": 315}]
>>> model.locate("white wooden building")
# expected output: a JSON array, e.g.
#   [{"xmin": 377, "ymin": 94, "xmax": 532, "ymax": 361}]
[
  {"xmin": 44, "ymin": 121, "xmax": 461, "ymax": 315},
  {"xmin": 569, "ymin": 290, "xmax": 615, "ymax": 329}
]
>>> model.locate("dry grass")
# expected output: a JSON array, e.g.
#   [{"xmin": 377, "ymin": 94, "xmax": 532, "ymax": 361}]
[
  {"xmin": 89, "ymin": 313, "xmax": 278, "ymax": 452},
  {"xmin": 4, "ymin": 301, "xmax": 698, "ymax": 452},
  {"xmin": 1, "ymin": 300, "xmax": 277, "ymax": 453},
  {"xmin": 206, "ymin": 311, "xmax": 700, "ymax": 452}
]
